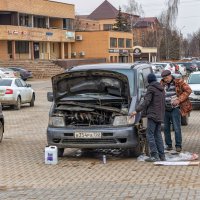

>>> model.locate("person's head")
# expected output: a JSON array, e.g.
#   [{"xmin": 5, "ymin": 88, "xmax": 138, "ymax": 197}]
[
  {"xmin": 161, "ymin": 70, "xmax": 172, "ymax": 83},
  {"xmin": 147, "ymin": 73, "xmax": 157, "ymax": 84}
]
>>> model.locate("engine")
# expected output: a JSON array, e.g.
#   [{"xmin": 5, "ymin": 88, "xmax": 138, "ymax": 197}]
[{"xmin": 65, "ymin": 110, "xmax": 115, "ymax": 126}]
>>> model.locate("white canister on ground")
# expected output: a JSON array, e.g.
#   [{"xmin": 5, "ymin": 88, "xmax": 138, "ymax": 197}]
[{"xmin": 45, "ymin": 146, "xmax": 58, "ymax": 165}]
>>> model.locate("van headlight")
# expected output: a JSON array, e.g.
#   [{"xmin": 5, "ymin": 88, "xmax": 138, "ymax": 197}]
[
  {"xmin": 113, "ymin": 116, "xmax": 135, "ymax": 126},
  {"xmin": 49, "ymin": 116, "xmax": 65, "ymax": 127}
]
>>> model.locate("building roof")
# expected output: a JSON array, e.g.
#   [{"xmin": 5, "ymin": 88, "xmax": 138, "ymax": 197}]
[
  {"xmin": 133, "ymin": 17, "xmax": 159, "ymax": 28},
  {"xmin": 76, "ymin": 15, "xmax": 89, "ymax": 19},
  {"xmin": 88, "ymin": 0, "xmax": 118, "ymax": 20},
  {"xmin": 138, "ymin": 17, "xmax": 159, "ymax": 23}
]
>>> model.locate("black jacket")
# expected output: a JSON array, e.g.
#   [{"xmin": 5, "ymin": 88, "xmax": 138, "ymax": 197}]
[{"xmin": 136, "ymin": 81, "xmax": 165, "ymax": 122}]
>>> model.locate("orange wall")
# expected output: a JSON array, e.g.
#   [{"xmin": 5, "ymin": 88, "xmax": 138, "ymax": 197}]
[
  {"xmin": 72, "ymin": 31, "xmax": 133, "ymax": 60},
  {"xmin": 0, "ymin": 41, "xmax": 9, "ymax": 60},
  {"xmin": 0, "ymin": 0, "xmax": 75, "ymax": 18}
]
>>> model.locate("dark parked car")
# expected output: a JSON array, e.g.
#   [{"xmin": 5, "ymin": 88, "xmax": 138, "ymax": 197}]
[
  {"xmin": 8, "ymin": 67, "xmax": 32, "ymax": 81},
  {"xmin": 47, "ymin": 63, "xmax": 153, "ymax": 157},
  {"xmin": 0, "ymin": 103, "xmax": 4, "ymax": 143}
]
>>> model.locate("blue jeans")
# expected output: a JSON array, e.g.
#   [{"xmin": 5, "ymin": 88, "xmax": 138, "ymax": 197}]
[
  {"xmin": 164, "ymin": 108, "xmax": 182, "ymax": 148},
  {"xmin": 147, "ymin": 118, "xmax": 165, "ymax": 158}
]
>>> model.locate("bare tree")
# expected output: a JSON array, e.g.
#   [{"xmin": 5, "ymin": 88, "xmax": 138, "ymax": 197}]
[
  {"xmin": 123, "ymin": 0, "xmax": 144, "ymax": 16},
  {"xmin": 122, "ymin": 0, "xmax": 144, "ymax": 30},
  {"xmin": 166, "ymin": 0, "xmax": 180, "ymax": 28}
]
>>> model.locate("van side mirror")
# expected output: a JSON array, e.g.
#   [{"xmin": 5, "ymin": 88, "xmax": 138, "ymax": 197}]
[{"xmin": 47, "ymin": 92, "xmax": 53, "ymax": 102}]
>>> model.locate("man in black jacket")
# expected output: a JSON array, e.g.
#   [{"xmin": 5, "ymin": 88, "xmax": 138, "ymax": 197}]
[{"xmin": 131, "ymin": 73, "xmax": 165, "ymax": 162}]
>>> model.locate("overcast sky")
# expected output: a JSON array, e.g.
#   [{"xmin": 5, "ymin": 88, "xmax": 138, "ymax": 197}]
[{"xmin": 53, "ymin": 0, "xmax": 200, "ymax": 37}]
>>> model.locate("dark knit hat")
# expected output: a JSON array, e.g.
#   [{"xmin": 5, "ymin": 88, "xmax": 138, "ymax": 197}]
[
  {"xmin": 161, "ymin": 70, "xmax": 171, "ymax": 77},
  {"xmin": 147, "ymin": 73, "xmax": 157, "ymax": 83}
]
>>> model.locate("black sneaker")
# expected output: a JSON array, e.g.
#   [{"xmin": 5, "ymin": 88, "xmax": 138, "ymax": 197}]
[
  {"xmin": 176, "ymin": 147, "xmax": 182, "ymax": 152},
  {"xmin": 166, "ymin": 146, "xmax": 173, "ymax": 151},
  {"xmin": 160, "ymin": 155, "xmax": 166, "ymax": 161},
  {"xmin": 145, "ymin": 157, "xmax": 160, "ymax": 162}
]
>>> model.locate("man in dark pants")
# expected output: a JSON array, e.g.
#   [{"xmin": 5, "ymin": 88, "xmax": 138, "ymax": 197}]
[
  {"xmin": 160, "ymin": 70, "xmax": 192, "ymax": 152},
  {"xmin": 131, "ymin": 73, "xmax": 165, "ymax": 162}
]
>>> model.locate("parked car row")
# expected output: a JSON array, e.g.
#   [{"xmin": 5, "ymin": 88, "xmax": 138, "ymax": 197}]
[
  {"xmin": 0, "ymin": 66, "xmax": 32, "ymax": 81},
  {"xmin": 151, "ymin": 62, "xmax": 187, "ymax": 76}
]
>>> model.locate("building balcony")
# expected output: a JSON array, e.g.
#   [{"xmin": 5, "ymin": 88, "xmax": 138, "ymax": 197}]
[{"xmin": 0, "ymin": 25, "xmax": 75, "ymax": 42}]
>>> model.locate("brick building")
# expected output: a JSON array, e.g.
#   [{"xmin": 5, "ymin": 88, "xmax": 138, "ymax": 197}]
[
  {"xmin": 73, "ymin": 31, "xmax": 133, "ymax": 63},
  {"xmin": 0, "ymin": 0, "xmax": 75, "ymax": 60}
]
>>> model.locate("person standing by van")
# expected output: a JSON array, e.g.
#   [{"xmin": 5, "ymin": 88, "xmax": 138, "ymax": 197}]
[
  {"xmin": 160, "ymin": 70, "xmax": 192, "ymax": 152},
  {"xmin": 131, "ymin": 73, "xmax": 165, "ymax": 162}
]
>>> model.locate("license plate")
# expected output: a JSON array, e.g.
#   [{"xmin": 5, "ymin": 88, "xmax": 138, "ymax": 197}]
[{"xmin": 74, "ymin": 132, "xmax": 101, "ymax": 138}]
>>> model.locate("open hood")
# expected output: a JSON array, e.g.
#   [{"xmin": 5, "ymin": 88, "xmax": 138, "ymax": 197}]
[{"xmin": 51, "ymin": 70, "xmax": 130, "ymax": 102}]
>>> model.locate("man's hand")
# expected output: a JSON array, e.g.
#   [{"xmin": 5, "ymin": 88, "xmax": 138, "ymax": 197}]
[
  {"xmin": 130, "ymin": 111, "xmax": 137, "ymax": 118},
  {"xmin": 172, "ymin": 99, "xmax": 180, "ymax": 106}
]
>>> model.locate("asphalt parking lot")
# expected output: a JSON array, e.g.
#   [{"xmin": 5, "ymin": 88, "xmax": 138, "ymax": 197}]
[{"xmin": 1, "ymin": 79, "xmax": 200, "ymax": 200}]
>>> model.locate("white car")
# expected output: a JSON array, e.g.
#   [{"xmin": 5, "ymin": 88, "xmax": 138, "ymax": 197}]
[
  {"xmin": 187, "ymin": 72, "xmax": 200, "ymax": 108},
  {"xmin": 0, "ymin": 69, "xmax": 6, "ymax": 78},
  {"xmin": 154, "ymin": 62, "xmax": 176, "ymax": 73},
  {"xmin": 0, "ymin": 78, "xmax": 35, "ymax": 110},
  {"xmin": 0, "ymin": 68, "xmax": 20, "ymax": 78},
  {"xmin": 176, "ymin": 64, "xmax": 186, "ymax": 76}
]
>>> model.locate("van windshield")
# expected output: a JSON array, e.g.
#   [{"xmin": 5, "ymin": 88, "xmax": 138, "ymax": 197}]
[{"xmin": 110, "ymin": 69, "xmax": 134, "ymax": 96}]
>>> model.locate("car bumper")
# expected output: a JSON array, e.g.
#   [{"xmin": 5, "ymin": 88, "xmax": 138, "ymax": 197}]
[
  {"xmin": 47, "ymin": 126, "xmax": 139, "ymax": 149},
  {"xmin": 0, "ymin": 96, "xmax": 16, "ymax": 105},
  {"xmin": 189, "ymin": 96, "xmax": 200, "ymax": 106}
]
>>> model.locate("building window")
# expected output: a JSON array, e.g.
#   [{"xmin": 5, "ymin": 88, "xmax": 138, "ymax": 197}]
[
  {"xmin": 110, "ymin": 38, "xmax": 117, "ymax": 48},
  {"xmin": 118, "ymin": 38, "xmax": 124, "ymax": 48},
  {"xmin": 0, "ymin": 14, "xmax": 11, "ymax": 25},
  {"xmin": 110, "ymin": 56, "xmax": 113, "ymax": 63},
  {"xmin": 15, "ymin": 41, "xmax": 29, "ymax": 53},
  {"xmin": 34, "ymin": 16, "xmax": 46, "ymax": 28},
  {"xmin": 103, "ymin": 24, "xmax": 113, "ymax": 31},
  {"xmin": 126, "ymin": 39, "xmax": 132, "ymax": 48},
  {"xmin": 7, "ymin": 41, "xmax": 12, "ymax": 54},
  {"xmin": 19, "ymin": 14, "xmax": 29, "ymax": 27},
  {"xmin": 63, "ymin": 18, "xmax": 74, "ymax": 30}
]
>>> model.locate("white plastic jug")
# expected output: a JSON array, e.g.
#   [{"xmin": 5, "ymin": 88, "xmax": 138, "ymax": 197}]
[{"xmin": 45, "ymin": 146, "xmax": 58, "ymax": 165}]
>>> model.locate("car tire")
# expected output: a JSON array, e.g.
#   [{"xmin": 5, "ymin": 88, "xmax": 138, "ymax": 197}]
[
  {"xmin": 30, "ymin": 94, "xmax": 35, "ymax": 107},
  {"xmin": 58, "ymin": 148, "xmax": 64, "ymax": 157},
  {"xmin": 14, "ymin": 97, "xmax": 21, "ymax": 110},
  {"xmin": 0, "ymin": 121, "xmax": 3, "ymax": 143},
  {"xmin": 181, "ymin": 115, "xmax": 189, "ymax": 126},
  {"xmin": 127, "ymin": 133, "xmax": 149, "ymax": 157}
]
